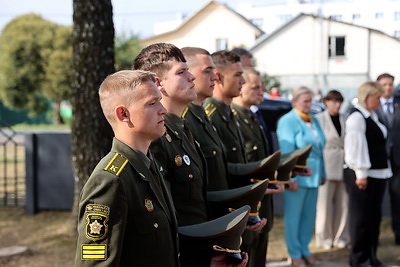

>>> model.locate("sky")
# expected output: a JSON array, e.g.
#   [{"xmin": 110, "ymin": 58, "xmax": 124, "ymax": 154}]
[{"xmin": 0, "ymin": 0, "xmax": 246, "ymax": 38}]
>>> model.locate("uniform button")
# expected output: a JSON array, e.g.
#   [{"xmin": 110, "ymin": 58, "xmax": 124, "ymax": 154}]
[
  {"xmin": 232, "ymin": 147, "xmax": 237, "ymax": 151},
  {"xmin": 188, "ymin": 174, "xmax": 193, "ymax": 179},
  {"xmin": 154, "ymin": 223, "xmax": 159, "ymax": 228},
  {"xmin": 212, "ymin": 151, "xmax": 217, "ymax": 155},
  {"xmin": 253, "ymin": 146, "xmax": 258, "ymax": 150}
]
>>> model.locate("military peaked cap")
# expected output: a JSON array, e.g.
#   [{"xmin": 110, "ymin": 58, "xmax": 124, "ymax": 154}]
[{"xmin": 178, "ymin": 205, "xmax": 250, "ymax": 261}]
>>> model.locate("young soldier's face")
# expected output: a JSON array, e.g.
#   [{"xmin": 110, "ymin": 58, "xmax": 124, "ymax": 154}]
[
  {"xmin": 240, "ymin": 73, "xmax": 263, "ymax": 108},
  {"xmin": 220, "ymin": 62, "xmax": 245, "ymax": 99},
  {"xmin": 159, "ymin": 59, "xmax": 196, "ymax": 105},
  {"xmin": 129, "ymin": 81, "xmax": 167, "ymax": 141},
  {"xmin": 190, "ymin": 54, "xmax": 217, "ymax": 99}
]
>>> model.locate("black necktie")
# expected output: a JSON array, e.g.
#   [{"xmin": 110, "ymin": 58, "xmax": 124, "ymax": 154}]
[
  {"xmin": 149, "ymin": 159, "xmax": 163, "ymax": 194},
  {"xmin": 254, "ymin": 110, "xmax": 274, "ymax": 152}
]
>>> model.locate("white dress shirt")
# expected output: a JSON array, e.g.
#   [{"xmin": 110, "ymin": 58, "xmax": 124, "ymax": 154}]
[{"xmin": 344, "ymin": 104, "xmax": 392, "ymax": 179}]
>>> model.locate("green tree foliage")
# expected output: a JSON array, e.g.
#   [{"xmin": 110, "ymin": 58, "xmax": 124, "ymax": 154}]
[
  {"xmin": 43, "ymin": 26, "xmax": 73, "ymax": 124},
  {"xmin": 0, "ymin": 14, "xmax": 73, "ymax": 124},
  {"xmin": 115, "ymin": 32, "xmax": 142, "ymax": 71},
  {"xmin": 0, "ymin": 14, "xmax": 57, "ymax": 116}
]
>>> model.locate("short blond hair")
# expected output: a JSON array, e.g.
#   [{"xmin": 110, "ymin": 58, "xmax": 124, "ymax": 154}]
[
  {"xmin": 357, "ymin": 81, "xmax": 383, "ymax": 108},
  {"xmin": 242, "ymin": 67, "xmax": 260, "ymax": 82},
  {"xmin": 292, "ymin": 86, "xmax": 313, "ymax": 101},
  {"xmin": 99, "ymin": 70, "xmax": 156, "ymax": 126}
]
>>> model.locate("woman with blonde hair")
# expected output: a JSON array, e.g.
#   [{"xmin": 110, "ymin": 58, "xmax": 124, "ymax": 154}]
[
  {"xmin": 344, "ymin": 81, "xmax": 392, "ymax": 267},
  {"xmin": 277, "ymin": 86, "xmax": 326, "ymax": 266}
]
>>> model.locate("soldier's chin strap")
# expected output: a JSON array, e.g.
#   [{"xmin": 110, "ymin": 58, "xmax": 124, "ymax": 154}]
[{"xmin": 212, "ymin": 245, "xmax": 241, "ymax": 254}]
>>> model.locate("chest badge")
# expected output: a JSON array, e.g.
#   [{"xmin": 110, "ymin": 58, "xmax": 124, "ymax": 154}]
[
  {"xmin": 145, "ymin": 198, "xmax": 154, "ymax": 212},
  {"xmin": 183, "ymin": 155, "xmax": 191, "ymax": 166},
  {"xmin": 165, "ymin": 133, "xmax": 172, "ymax": 143},
  {"xmin": 175, "ymin": 155, "xmax": 183, "ymax": 166}
]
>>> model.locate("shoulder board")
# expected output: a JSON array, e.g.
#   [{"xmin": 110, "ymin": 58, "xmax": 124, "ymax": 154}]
[
  {"xmin": 204, "ymin": 103, "xmax": 217, "ymax": 117},
  {"xmin": 182, "ymin": 106, "xmax": 189, "ymax": 118},
  {"xmin": 104, "ymin": 153, "xmax": 128, "ymax": 176}
]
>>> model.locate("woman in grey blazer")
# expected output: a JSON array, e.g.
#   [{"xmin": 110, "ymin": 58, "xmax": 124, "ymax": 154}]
[{"xmin": 315, "ymin": 90, "xmax": 349, "ymax": 249}]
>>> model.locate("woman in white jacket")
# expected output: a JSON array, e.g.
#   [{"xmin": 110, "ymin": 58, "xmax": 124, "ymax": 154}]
[{"xmin": 315, "ymin": 90, "xmax": 349, "ymax": 249}]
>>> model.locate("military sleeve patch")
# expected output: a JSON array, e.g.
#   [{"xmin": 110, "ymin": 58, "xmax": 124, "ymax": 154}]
[
  {"xmin": 81, "ymin": 244, "xmax": 107, "ymax": 260},
  {"xmin": 204, "ymin": 103, "xmax": 217, "ymax": 117},
  {"xmin": 104, "ymin": 153, "xmax": 128, "ymax": 176},
  {"xmin": 85, "ymin": 204, "xmax": 110, "ymax": 241}
]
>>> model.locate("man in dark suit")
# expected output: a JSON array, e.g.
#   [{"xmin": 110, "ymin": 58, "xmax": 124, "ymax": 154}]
[
  {"xmin": 376, "ymin": 73, "xmax": 400, "ymax": 245},
  {"xmin": 75, "ymin": 70, "xmax": 179, "ymax": 266}
]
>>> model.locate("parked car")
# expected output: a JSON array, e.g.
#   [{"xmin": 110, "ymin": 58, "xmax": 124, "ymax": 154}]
[{"xmin": 258, "ymin": 97, "xmax": 325, "ymax": 132}]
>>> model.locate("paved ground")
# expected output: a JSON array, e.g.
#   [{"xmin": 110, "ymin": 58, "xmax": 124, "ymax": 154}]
[
  {"xmin": 266, "ymin": 260, "xmax": 400, "ymax": 267},
  {"xmin": 266, "ymin": 260, "xmax": 348, "ymax": 266}
]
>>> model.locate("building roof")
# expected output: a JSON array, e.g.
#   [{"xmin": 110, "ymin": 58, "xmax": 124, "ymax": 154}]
[
  {"xmin": 141, "ymin": 0, "xmax": 264, "ymax": 43},
  {"xmin": 250, "ymin": 13, "xmax": 399, "ymax": 51}
]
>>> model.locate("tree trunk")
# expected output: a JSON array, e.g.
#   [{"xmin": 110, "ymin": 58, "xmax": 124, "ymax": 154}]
[
  {"xmin": 70, "ymin": 0, "xmax": 115, "ymax": 231},
  {"xmin": 52, "ymin": 101, "xmax": 64, "ymax": 125}
]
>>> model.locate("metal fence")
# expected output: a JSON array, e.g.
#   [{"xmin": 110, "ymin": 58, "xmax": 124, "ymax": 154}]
[{"xmin": 0, "ymin": 121, "xmax": 25, "ymax": 206}]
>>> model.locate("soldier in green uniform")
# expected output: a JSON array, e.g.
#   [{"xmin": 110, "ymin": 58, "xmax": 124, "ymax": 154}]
[
  {"xmin": 232, "ymin": 67, "xmax": 270, "ymax": 161},
  {"xmin": 180, "ymin": 47, "xmax": 229, "ymax": 191},
  {"xmin": 75, "ymin": 70, "xmax": 179, "ymax": 266},
  {"xmin": 203, "ymin": 50, "xmax": 247, "ymax": 164},
  {"xmin": 133, "ymin": 43, "xmax": 209, "ymax": 228},
  {"xmin": 232, "ymin": 66, "xmax": 284, "ymax": 267}
]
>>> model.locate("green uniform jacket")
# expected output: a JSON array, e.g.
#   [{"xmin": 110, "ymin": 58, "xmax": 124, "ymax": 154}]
[
  {"xmin": 150, "ymin": 113, "xmax": 209, "ymax": 227},
  {"xmin": 203, "ymin": 97, "xmax": 247, "ymax": 164},
  {"xmin": 183, "ymin": 103, "xmax": 230, "ymax": 191},
  {"xmin": 231, "ymin": 103, "xmax": 274, "ymax": 227},
  {"xmin": 76, "ymin": 138, "xmax": 179, "ymax": 267},
  {"xmin": 231, "ymin": 103, "xmax": 270, "ymax": 161}
]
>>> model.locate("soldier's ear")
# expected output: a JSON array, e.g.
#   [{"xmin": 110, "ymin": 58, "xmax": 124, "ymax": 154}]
[
  {"xmin": 155, "ymin": 76, "xmax": 163, "ymax": 88},
  {"xmin": 215, "ymin": 72, "xmax": 223, "ymax": 83},
  {"xmin": 155, "ymin": 76, "xmax": 169, "ymax": 96},
  {"xmin": 115, "ymin": 106, "xmax": 129, "ymax": 122}
]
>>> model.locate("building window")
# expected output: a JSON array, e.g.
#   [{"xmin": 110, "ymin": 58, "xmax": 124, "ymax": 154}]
[
  {"xmin": 395, "ymin": 11, "xmax": 400, "ymax": 21},
  {"xmin": 375, "ymin": 12, "xmax": 383, "ymax": 19},
  {"xmin": 352, "ymin": 14, "xmax": 360, "ymax": 20},
  {"xmin": 250, "ymin": 18, "xmax": 264, "ymax": 27},
  {"xmin": 216, "ymin": 38, "xmax": 228, "ymax": 51},
  {"xmin": 395, "ymin": 30, "xmax": 400, "ymax": 39},
  {"xmin": 329, "ymin": 36, "xmax": 345, "ymax": 57},
  {"xmin": 330, "ymin": 15, "xmax": 342, "ymax": 21}
]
